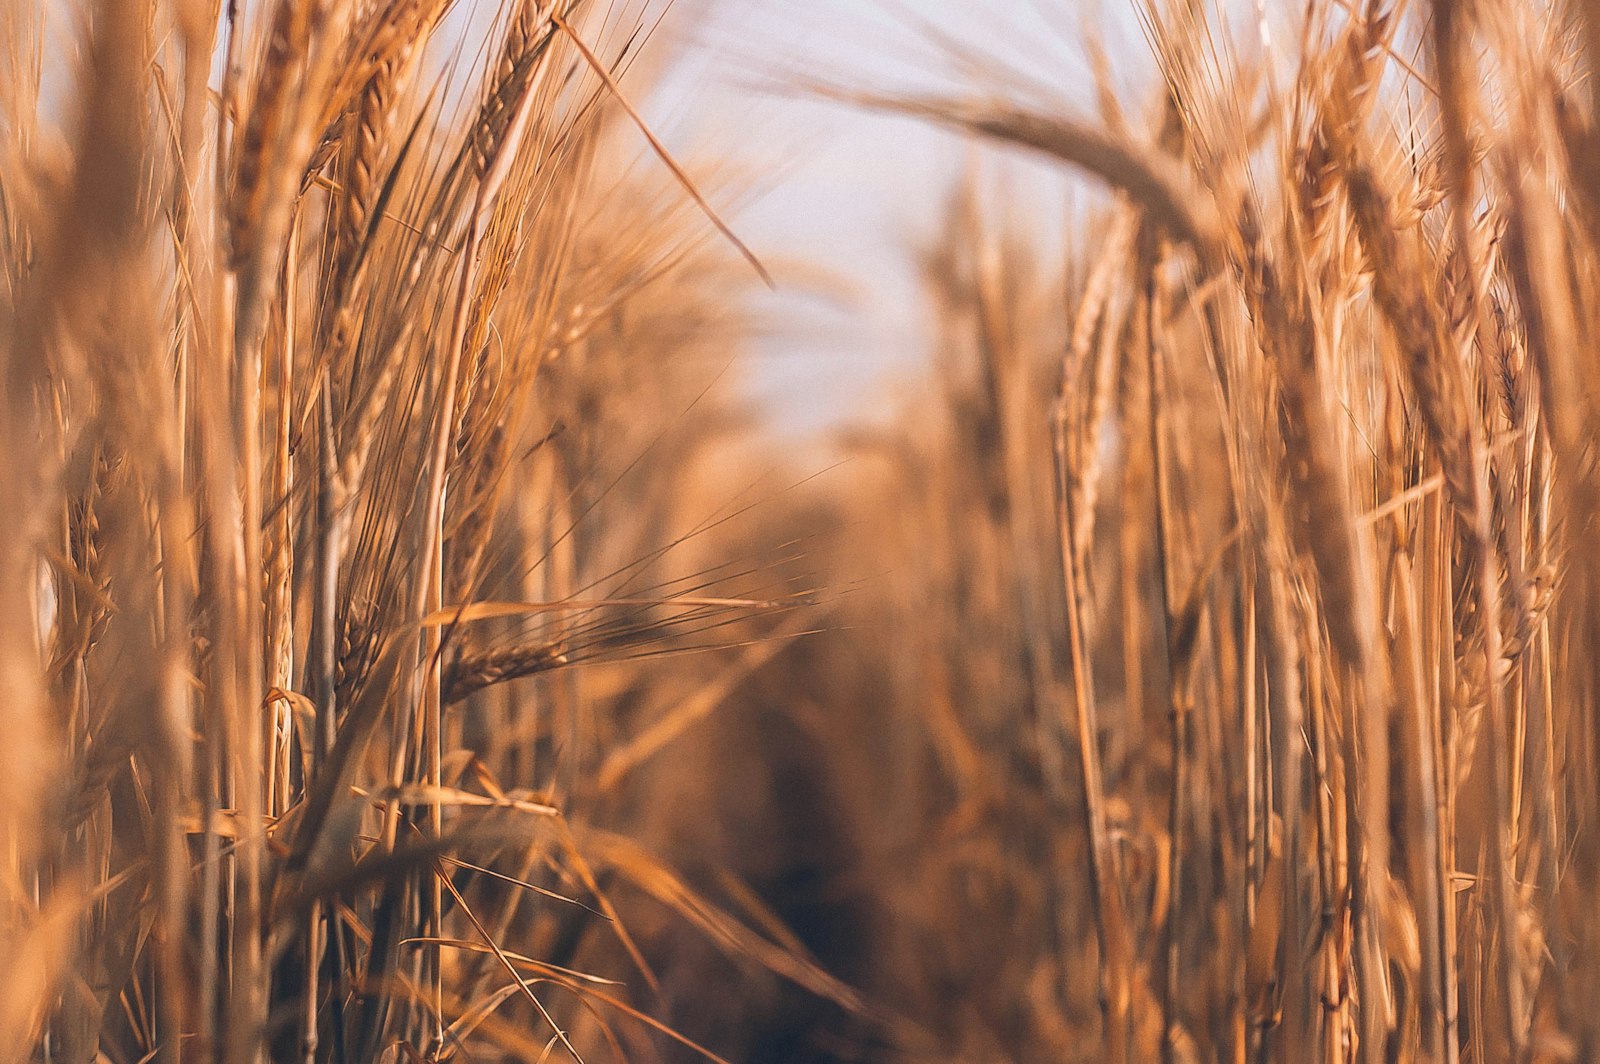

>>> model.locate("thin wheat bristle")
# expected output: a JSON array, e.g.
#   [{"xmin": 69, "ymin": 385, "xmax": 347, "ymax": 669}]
[{"xmin": 12, "ymin": 1, "xmax": 1600, "ymax": 1063}]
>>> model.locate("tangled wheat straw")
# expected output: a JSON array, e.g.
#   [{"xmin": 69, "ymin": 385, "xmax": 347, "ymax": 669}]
[{"xmin": 13, "ymin": 0, "xmax": 1600, "ymax": 1063}]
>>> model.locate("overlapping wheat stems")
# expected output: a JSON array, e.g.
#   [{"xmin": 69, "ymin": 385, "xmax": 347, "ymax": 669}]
[
  {"xmin": 0, "ymin": 0, "xmax": 832, "ymax": 1058},
  {"xmin": 871, "ymin": 0, "xmax": 1600, "ymax": 1060}
]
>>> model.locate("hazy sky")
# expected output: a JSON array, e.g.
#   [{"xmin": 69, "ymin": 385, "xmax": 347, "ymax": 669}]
[{"xmin": 640, "ymin": 0, "xmax": 1153, "ymax": 437}]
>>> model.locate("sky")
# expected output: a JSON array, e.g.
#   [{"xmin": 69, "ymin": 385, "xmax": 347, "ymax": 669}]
[{"xmin": 637, "ymin": 0, "xmax": 1155, "ymax": 438}]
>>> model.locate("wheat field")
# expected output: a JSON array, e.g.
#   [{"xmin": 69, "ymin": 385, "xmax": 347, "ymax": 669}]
[{"xmin": 2, "ymin": 0, "xmax": 1598, "ymax": 1061}]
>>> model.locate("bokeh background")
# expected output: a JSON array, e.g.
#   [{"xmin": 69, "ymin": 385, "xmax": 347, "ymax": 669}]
[{"xmin": 644, "ymin": 0, "xmax": 1150, "ymax": 436}]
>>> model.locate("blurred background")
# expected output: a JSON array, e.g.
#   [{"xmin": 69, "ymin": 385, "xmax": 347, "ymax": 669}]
[{"xmin": 641, "ymin": 0, "xmax": 1150, "ymax": 437}]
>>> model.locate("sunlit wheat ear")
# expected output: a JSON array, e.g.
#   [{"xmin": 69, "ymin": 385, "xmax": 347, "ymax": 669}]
[
  {"xmin": 1, "ymin": 0, "xmax": 833, "ymax": 1054},
  {"xmin": 20, "ymin": 0, "xmax": 1600, "ymax": 1060},
  {"xmin": 834, "ymin": 1, "xmax": 1600, "ymax": 1060}
]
